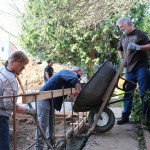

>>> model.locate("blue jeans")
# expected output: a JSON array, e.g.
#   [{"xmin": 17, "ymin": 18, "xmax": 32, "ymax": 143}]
[
  {"xmin": 122, "ymin": 66, "xmax": 150, "ymax": 118},
  {"xmin": 34, "ymin": 100, "xmax": 54, "ymax": 150},
  {"xmin": 0, "ymin": 115, "xmax": 10, "ymax": 150}
]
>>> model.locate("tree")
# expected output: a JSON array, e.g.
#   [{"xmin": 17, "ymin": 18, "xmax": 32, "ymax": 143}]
[{"xmin": 18, "ymin": 0, "xmax": 149, "ymax": 75}]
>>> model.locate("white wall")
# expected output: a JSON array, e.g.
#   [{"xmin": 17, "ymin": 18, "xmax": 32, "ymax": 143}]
[
  {"xmin": 0, "ymin": 0, "xmax": 25, "ymax": 60},
  {"xmin": 0, "ymin": 40, "xmax": 10, "ymax": 60}
]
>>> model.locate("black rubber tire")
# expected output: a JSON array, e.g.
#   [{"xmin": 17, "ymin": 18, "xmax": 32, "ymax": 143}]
[{"xmin": 88, "ymin": 107, "xmax": 115, "ymax": 133}]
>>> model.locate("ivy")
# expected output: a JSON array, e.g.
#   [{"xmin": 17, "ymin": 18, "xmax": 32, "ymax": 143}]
[{"xmin": 131, "ymin": 90, "xmax": 144, "ymax": 122}]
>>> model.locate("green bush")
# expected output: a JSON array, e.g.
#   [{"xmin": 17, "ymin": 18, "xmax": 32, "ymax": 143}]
[
  {"xmin": 144, "ymin": 90, "xmax": 150, "ymax": 108},
  {"xmin": 131, "ymin": 89, "xmax": 144, "ymax": 122}
]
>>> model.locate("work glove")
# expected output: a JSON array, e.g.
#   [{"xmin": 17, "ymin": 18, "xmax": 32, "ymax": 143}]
[
  {"xmin": 127, "ymin": 43, "xmax": 141, "ymax": 51},
  {"xmin": 71, "ymin": 92, "xmax": 78, "ymax": 97},
  {"xmin": 25, "ymin": 108, "xmax": 36, "ymax": 116},
  {"xmin": 120, "ymin": 57, "xmax": 127, "ymax": 67}
]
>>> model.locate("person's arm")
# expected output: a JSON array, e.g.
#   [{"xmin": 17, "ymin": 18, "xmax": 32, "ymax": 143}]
[
  {"xmin": 49, "ymin": 67, "xmax": 54, "ymax": 77},
  {"xmin": 2, "ymin": 81, "xmax": 35, "ymax": 115},
  {"xmin": 16, "ymin": 105, "xmax": 36, "ymax": 115},
  {"xmin": 117, "ymin": 37, "xmax": 124, "ymax": 61},
  {"xmin": 45, "ymin": 72, "xmax": 50, "ymax": 80},
  {"xmin": 139, "ymin": 31, "xmax": 150, "ymax": 51},
  {"xmin": 3, "ymin": 79, "xmax": 18, "ymax": 110},
  {"xmin": 45, "ymin": 67, "xmax": 53, "ymax": 80},
  {"xmin": 75, "ymin": 83, "xmax": 82, "ymax": 93},
  {"xmin": 127, "ymin": 43, "xmax": 150, "ymax": 51},
  {"xmin": 140, "ymin": 44, "xmax": 150, "ymax": 51},
  {"xmin": 118, "ymin": 50, "xmax": 124, "ymax": 59},
  {"xmin": 117, "ymin": 50, "xmax": 124, "ymax": 63}
]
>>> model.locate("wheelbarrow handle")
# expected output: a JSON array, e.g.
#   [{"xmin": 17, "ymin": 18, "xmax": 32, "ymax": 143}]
[
  {"xmin": 117, "ymin": 76, "xmax": 136, "ymax": 92},
  {"xmin": 88, "ymin": 51, "xmax": 130, "ymax": 135}
]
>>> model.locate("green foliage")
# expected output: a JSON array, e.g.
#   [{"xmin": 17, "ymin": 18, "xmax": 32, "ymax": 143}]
[
  {"xmin": 129, "ymin": 4, "xmax": 150, "ymax": 34},
  {"xmin": 18, "ymin": 1, "xmax": 149, "ymax": 75},
  {"xmin": 142, "ymin": 14, "xmax": 150, "ymax": 36},
  {"xmin": 144, "ymin": 90, "xmax": 150, "ymax": 108},
  {"xmin": 131, "ymin": 90, "xmax": 144, "ymax": 122},
  {"xmin": 112, "ymin": 92, "xmax": 124, "ymax": 108},
  {"xmin": 136, "ymin": 126, "xmax": 146, "ymax": 150},
  {"xmin": 19, "ymin": 1, "xmax": 119, "ymax": 75}
]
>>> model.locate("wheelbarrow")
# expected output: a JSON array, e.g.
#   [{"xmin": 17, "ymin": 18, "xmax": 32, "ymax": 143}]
[{"xmin": 73, "ymin": 51, "xmax": 131, "ymax": 134}]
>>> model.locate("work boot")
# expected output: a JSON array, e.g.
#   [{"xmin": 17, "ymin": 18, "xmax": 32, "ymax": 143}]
[{"xmin": 117, "ymin": 117, "xmax": 129, "ymax": 125}]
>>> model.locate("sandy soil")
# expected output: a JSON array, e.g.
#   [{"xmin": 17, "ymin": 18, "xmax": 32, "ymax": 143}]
[
  {"xmin": 9, "ymin": 111, "xmax": 86, "ymax": 150},
  {"xmin": 19, "ymin": 59, "xmax": 69, "ymax": 93},
  {"xmin": 9, "ymin": 107, "xmax": 143, "ymax": 150},
  {"xmin": 10, "ymin": 115, "xmax": 36, "ymax": 150}
]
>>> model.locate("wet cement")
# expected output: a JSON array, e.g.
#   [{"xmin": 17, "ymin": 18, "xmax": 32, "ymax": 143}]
[{"xmin": 66, "ymin": 107, "xmax": 139, "ymax": 150}]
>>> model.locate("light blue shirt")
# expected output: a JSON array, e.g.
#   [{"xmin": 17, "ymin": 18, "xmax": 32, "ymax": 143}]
[{"xmin": 0, "ymin": 66, "xmax": 18, "ymax": 117}]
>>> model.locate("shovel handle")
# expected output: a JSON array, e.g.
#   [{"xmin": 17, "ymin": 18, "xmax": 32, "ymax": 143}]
[{"xmin": 16, "ymin": 75, "xmax": 33, "ymax": 108}]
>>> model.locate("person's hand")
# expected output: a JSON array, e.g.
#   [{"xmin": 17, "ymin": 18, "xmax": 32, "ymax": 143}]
[
  {"xmin": 120, "ymin": 57, "xmax": 127, "ymax": 67},
  {"xmin": 120, "ymin": 57, "xmax": 124, "ymax": 63},
  {"xmin": 127, "ymin": 43, "xmax": 141, "ymax": 51},
  {"xmin": 71, "ymin": 92, "xmax": 78, "ymax": 97},
  {"xmin": 25, "ymin": 108, "xmax": 36, "ymax": 116},
  {"xmin": 75, "ymin": 83, "xmax": 81, "ymax": 93}
]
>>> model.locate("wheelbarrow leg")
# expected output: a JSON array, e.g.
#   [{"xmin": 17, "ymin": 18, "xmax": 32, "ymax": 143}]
[
  {"xmin": 88, "ymin": 51, "xmax": 129, "ymax": 135},
  {"xmin": 87, "ymin": 97, "xmax": 108, "ymax": 135}
]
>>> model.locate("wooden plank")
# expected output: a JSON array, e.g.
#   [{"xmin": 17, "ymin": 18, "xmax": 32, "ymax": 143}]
[
  {"xmin": 22, "ymin": 88, "xmax": 76, "ymax": 103},
  {"xmin": 55, "ymin": 115, "xmax": 72, "ymax": 121},
  {"xmin": 70, "ymin": 122, "xmax": 80, "ymax": 125},
  {"xmin": 56, "ymin": 112, "xmax": 78, "ymax": 116},
  {"xmin": 55, "ymin": 116, "xmax": 88, "ymax": 139},
  {"xmin": 66, "ymin": 116, "xmax": 88, "ymax": 138},
  {"xmin": 55, "ymin": 134, "xmax": 65, "ymax": 138}
]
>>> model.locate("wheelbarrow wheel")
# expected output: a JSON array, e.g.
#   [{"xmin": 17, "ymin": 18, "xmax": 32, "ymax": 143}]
[{"xmin": 88, "ymin": 107, "xmax": 115, "ymax": 133}]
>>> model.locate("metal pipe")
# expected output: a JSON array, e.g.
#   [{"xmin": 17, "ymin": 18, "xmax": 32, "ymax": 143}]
[
  {"xmin": 0, "ymin": 92, "xmax": 39, "ymax": 99},
  {"xmin": 62, "ymin": 87, "xmax": 67, "ymax": 149},
  {"xmin": 16, "ymin": 76, "xmax": 53, "ymax": 149},
  {"xmin": 13, "ymin": 96, "xmax": 17, "ymax": 150}
]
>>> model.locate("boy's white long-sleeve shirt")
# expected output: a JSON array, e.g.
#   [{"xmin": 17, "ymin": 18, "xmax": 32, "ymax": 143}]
[{"xmin": 0, "ymin": 66, "xmax": 18, "ymax": 117}]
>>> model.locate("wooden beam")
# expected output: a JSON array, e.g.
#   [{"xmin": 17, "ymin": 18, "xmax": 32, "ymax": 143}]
[
  {"xmin": 22, "ymin": 88, "xmax": 76, "ymax": 103},
  {"xmin": 66, "ymin": 116, "xmax": 88, "ymax": 138},
  {"xmin": 54, "ymin": 116, "xmax": 88, "ymax": 139},
  {"xmin": 54, "ymin": 134, "xmax": 65, "ymax": 139}
]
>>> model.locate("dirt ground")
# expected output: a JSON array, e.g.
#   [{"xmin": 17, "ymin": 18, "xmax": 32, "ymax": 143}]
[
  {"xmin": 9, "ymin": 108, "xmax": 144, "ymax": 150},
  {"xmin": 10, "ymin": 115, "xmax": 36, "ymax": 150},
  {"xmin": 19, "ymin": 59, "xmax": 69, "ymax": 93},
  {"xmin": 9, "ymin": 112, "xmax": 87, "ymax": 150}
]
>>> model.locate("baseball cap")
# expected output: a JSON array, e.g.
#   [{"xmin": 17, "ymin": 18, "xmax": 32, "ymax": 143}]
[{"xmin": 70, "ymin": 66, "xmax": 81, "ymax": 71}]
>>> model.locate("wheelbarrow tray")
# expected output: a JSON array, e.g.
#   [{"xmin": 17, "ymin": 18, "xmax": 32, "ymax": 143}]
[{"xmin": 73, "ymin": 60, "xmax": 116, "ymax": 112}]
